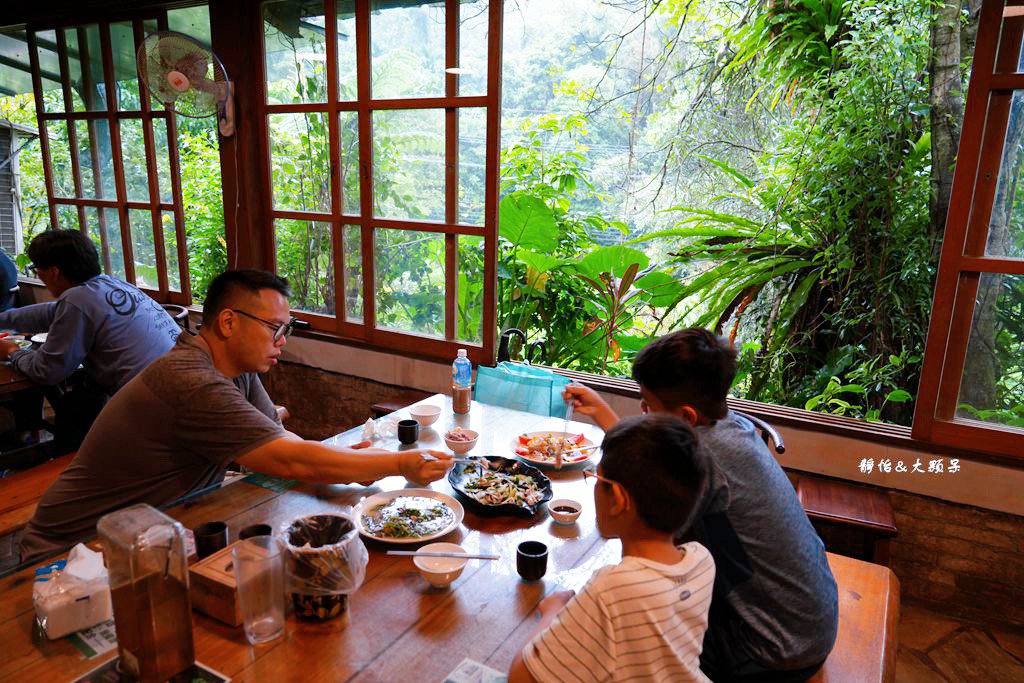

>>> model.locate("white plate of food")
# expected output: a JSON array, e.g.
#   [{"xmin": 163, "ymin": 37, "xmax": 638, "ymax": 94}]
[
  {"xmin": 30, "ymin": 333, "xmax": 47, "ymax": 345},
  {"xmin": 354, "ymin": 488, "xmax": 464, "ymax": 544},
  {"xmin": 511, "ymin": 431, "xmax": 597, "ymax": 468}
]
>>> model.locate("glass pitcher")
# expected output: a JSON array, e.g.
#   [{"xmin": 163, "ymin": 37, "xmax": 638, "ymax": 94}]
[{"xmin": 97, "ymin": 504, "xmax": 195, "ymax": 682}]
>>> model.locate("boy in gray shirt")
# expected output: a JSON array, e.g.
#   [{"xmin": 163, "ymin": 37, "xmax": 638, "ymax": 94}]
[
  {"xmin": 567, "ymin": 328, "xmax": 838, "ymax": 682},
  {"xmin": 0, "ymin": 230, "xmax": 179, "ymax": 446}
]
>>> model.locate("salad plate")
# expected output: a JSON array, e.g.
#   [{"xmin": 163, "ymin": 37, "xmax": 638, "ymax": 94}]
[
  {"xmin": 511, "ymin": 431, "xmax": 596, "ymax": 468},
  {"xmin": 448, "ymin": 456, "xmax": 552, "ymax": 517},
  {"xmin": 354, "ymin": 488, "xmax": 463, "ymax": 544}
]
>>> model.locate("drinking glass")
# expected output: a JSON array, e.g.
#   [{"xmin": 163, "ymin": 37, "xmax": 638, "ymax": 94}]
[{"xmin": 232, "ymin": 535, "xmax": 286, "ymax": 645}]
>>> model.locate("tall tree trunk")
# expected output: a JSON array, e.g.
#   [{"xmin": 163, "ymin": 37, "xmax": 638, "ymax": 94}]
[{"xmin": 928, "ymin": 0, "xmax": 964, "ymax": 258}]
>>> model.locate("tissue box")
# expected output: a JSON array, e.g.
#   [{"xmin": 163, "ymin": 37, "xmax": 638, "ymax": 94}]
[
  {"xmin": 33, "ymin": 552, "xmax": 113, "ymax": 640},
  {"xmin": 189, "ymin": 541, "xmax": 242, "ymax": 626}
]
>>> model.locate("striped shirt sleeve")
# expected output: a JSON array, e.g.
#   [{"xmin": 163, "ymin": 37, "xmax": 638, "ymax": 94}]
[{"xmin": 522, "ymin": 576, "xmax": 617, "ymax": 683}]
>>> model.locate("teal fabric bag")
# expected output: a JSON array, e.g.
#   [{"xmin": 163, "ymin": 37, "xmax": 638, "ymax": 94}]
[{"xmin": 474, "ymin": 362, "xmax": 572, "ymax": 417}]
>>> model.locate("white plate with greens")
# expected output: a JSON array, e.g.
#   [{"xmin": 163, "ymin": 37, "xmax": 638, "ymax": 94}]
[{"xmin": 354, "ymin": 488, "xmax": 464, "ymax": 544}]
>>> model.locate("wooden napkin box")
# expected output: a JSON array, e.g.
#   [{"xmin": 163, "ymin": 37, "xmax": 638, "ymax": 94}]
[{"xmin": 189, "ymin": 542, "xmax": 242, "ymax": 626}]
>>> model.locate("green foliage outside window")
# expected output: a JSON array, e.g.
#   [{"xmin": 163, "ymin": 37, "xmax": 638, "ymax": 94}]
[{"xmin": 5, "ymin": 0, "xmax": 1015, "ymax": 428}]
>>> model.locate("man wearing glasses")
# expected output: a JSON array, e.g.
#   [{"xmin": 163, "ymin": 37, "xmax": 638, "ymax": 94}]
[
  {"xmin": 0, "ymin": 230, "xmax": 180, "ymax": 446},
  {"xmin": 18, "ymin": 269, "xmax": 452, "ymax": 562}
]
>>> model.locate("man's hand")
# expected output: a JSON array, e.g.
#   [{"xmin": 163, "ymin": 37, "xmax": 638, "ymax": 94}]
[
  {"xmin": 0, "ymin": 337, "xmax": 21, "ymax": 361},
  {"xmin": 398, "ymin": 450, "xmax": 453, "ymax": 484},
  {"xmin": 562, "ymin": 384, "xmax": 618, "ymax": 431}
]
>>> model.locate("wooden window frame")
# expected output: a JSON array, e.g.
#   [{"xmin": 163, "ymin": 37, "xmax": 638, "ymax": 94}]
[
  {"xmin": 254, "ymin": 0, "xmax": 500, "ymax": 366},
  {"xmin": 913, "ymin": 0, "xmax": 1024, "ymax": 458},
  {"xmin": 26, "ymin": 14, "xmax": 191, "ymax": 305}
]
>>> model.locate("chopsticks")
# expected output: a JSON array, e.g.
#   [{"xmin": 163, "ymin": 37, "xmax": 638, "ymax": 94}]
[
  {"xmin": 421, "ymin": 454, "xmax": 473, "ymax": 464},
  {"xmin": 388, "ymin": 550, "xmax": 500, "ymax": 560},
  {"xmin": 556, "ymin": 382, "xmax": 579, "ymax": 469},
  {"xmin": 558, "ymin": 444, "xmax": 600, "ymax": 459}
]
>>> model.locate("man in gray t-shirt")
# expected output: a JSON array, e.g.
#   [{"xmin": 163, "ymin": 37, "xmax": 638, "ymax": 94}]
[
  {"xmin": 19, "ymin": 270, "xmax": 452, "ymax": 562},
  {"xmin": 567, "ymin": 329, "xmax": 838, "ymax": 682}
]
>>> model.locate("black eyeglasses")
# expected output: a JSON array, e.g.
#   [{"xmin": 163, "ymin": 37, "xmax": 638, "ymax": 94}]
[
  {"xmin": 230, "ymin": 309, "xmax": 297, "ymax": 342},
  {"xmin": 581, "ymin": 466, "xmax": 616, "ymax": 486}
]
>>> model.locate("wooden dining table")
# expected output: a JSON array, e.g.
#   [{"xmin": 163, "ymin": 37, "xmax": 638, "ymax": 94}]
[
  {"xmin": 0, "ymin": 361, "xmax": 34, "ymax": 397},
  {"xmin": 0, "ymin": 394, "xmax": 616, "ymax": 681}
]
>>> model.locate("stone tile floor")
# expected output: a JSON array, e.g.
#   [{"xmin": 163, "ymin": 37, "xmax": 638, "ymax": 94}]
[{"xmin": 897, "ymin": 603, "xmax": 1024, "ymax": 681}]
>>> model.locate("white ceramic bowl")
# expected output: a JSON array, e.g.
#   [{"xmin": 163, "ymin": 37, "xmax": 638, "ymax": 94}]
[
  {"xmin": 409, "ymin": 404, "xmax": 442, "ymax": 427},
  {"xmin": 414, "ymin": 542, "xmax": 468, "ymax": 588},
  {"xmin": 443, "ymin": 429, "xmax": 479, "ymax": 455},
  {"xmin": 548, "ymin": 499, "xmax": 582, "ymax": 525}
]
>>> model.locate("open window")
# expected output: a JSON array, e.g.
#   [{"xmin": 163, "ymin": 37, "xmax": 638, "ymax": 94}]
[{"xmin": 914, "ymin": 0, "xmax": 1024, "ymax": 457}]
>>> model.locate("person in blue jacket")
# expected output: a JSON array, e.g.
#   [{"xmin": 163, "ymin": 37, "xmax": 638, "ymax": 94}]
[
  {"xmin": 0, "ymin": 250, "xmax": 19, "ymax": 312},
  {"xmin": 0, "ymin": 230, "xmax": 180, "ymax": 447}
]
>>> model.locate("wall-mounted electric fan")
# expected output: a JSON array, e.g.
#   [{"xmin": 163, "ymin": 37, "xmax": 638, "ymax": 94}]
[{"xmin": 136, "ymin": 31, "xmax": 235, "ymax": 137}]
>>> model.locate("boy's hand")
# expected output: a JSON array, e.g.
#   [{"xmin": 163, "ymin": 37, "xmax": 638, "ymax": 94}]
[
  {"xmin": 538, "ymin": 589, "xmax": 575, "ymax": 618},
  {"xmin": 563, "ymin": 385, "xmax": 618, "ymax": 431}
]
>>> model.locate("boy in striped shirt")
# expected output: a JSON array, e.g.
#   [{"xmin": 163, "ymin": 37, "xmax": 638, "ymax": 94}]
[{"xmin": 509, "ymin": 414, "xmax": 715, "ymax": 683}]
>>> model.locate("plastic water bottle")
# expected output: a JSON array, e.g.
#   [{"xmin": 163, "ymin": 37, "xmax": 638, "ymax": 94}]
[{"xmin": 452, "ymin": 349, "xmax": 473, "ymax": 414}]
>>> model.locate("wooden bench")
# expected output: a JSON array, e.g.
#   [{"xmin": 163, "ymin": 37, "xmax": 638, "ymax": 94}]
[
  {"xmin": 811, "ymin": 552, "xmax": 900, "ymax": 683},
  {"xmin": 0, "ymin": 452, "xmax": 75, "ymax": 537},
  {"xmin": 370, "ymin": 389, "xmax": 432, "ymax": 419},
  {"xmin": 798, "ymin": 478, "xmax": 898, "ymax": 565}
]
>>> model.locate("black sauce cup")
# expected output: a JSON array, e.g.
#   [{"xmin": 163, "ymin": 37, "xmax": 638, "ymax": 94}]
[
  {"xmin": 194, "ymin": 521, "xmax": 228, "ymax": 560},
  {"xmin": 397, "ymin": 419, "xmax": 420, "ymax": 445},
  {"xmin": 239, "ymin": 523, "xmax": 273, "ymax": 540},
  {"xmin": 516, "ymin": 540, "xmax": 548, "ymax": 582}
]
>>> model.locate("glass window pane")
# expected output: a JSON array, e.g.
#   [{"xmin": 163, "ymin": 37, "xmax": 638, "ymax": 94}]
[
  {"xmin": 373, "ymin": 109, "xmax": 444, "ymax": 221},
  {"xmin": 375, "ymin": 228, "xmax": 444, "ymax": 336},
  {"xmin": 457, "ymin": 235, "xmax": 484, "ymax": 343},
  {"xmin": 129, "ymin": 208, "xmax": 158, "ymax": 289},
  {"xmin": 459, "ymin": 108, "xmax": 486, "ymax": 225},
  {"xmin": 998, "ymin": 14, "xmax": 1024, "ymax": 72},
  {"xmin": 152, "ymin": 117, "xmax": 173, "ymax": 203},
  {"xmin": 85, "ymin": 206, "xmax": 126, "ymax": 280},
  {"xmin": 65, "ymin": 25, "xmax": 107, "ymax": 112},
  {"xmin": 987, "ymin": 90, "xmax": 1024, "ymax": 257},
  {"xmin": 55, "ymin": 204, "xmax": 79, "ymax": 231},
  {"xmin": 275, "ymin": 218, "xmax": 335, "ymax": 315},
  {"xmin": 371, "ymin": 0, "xmax": 445, "ymax": 99},
  {"xmin": 163, "ymin": 211, "xmax": 181, "ymax": 292},
  {"xmin": 270, "ymin": 113, "xmax": 330, "ymax": 213},
  {"xmin": 168, "ymin": 6, "xmax": 212, "ymax": 46},
  {"xmin": 179, "ymin": 116, "xmax": 225, "ymax": 303},
  {"xmin": 457, "ymin": 0, "xmax": 489, "ymax": 97},
  {"xmin": 111, "ymin": 22, "xmax": 141, "ymax": 111},
  {"xmin": 343, "ymin": 224, "xmax": 362, "ymax": 321},
  {"xmin": 339, "ymin": 111, "xmax": 360, "ymax": 215},
  {"xmin": 336, "ymin": 1, "xmax": 357, "ymax": 99},
  {"xmin": 47, "ymin": 121, "xmax": 75, "ymax": 198},
  {"xmin": 35, "ymin": 31, "xmax": 65, "ymax": 114},
  {"xmin": 264, "ymin": 0, "xmax": 328, "ymax": 105},
  {"xmin": 75, "ymin": 120, "xmax": 116, "ymax": 199},
  {"xmin": 956, "ymin": 273, "xmax": 1024, "ymax": 428},
  {"xmin": 120, "ymin": 118, "xmax": 150, "ymax": 202}
]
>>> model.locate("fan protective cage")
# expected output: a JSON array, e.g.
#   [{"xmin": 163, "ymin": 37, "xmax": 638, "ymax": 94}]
[{"xmin": 137, "ymin": 30, "xmax": 229, "ymax": 118}]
